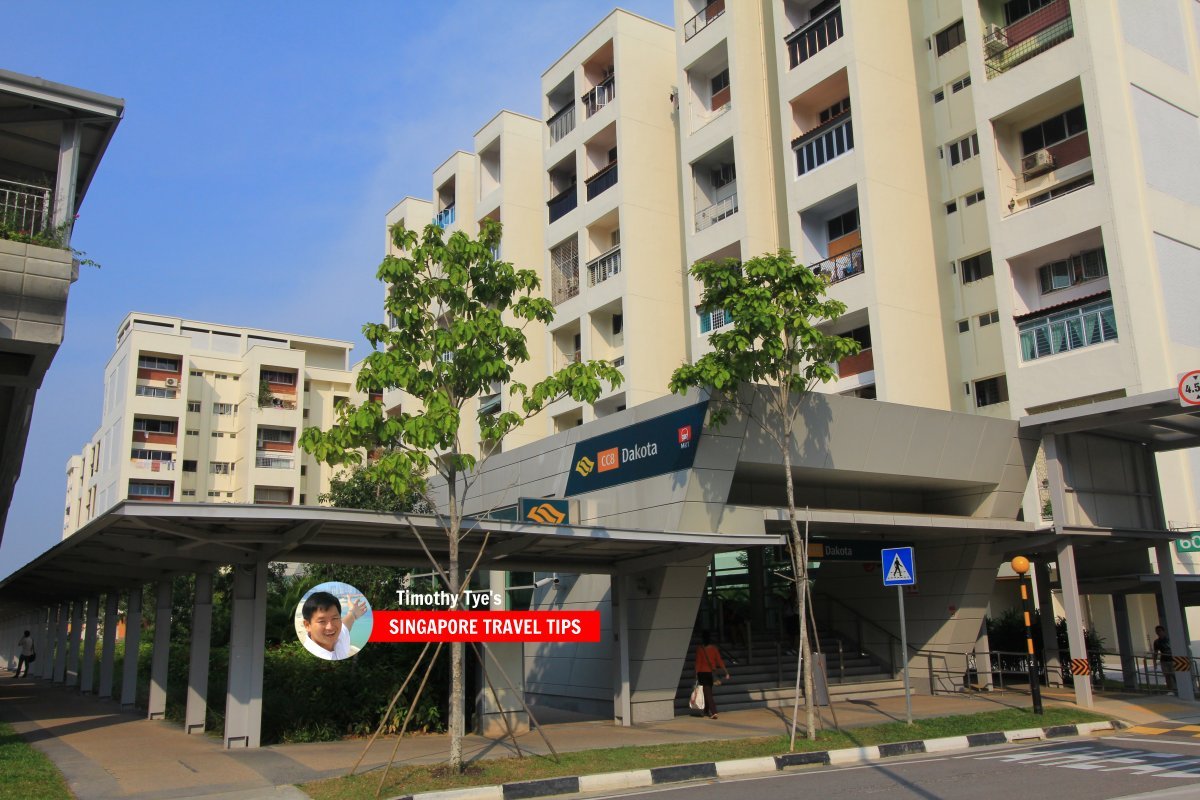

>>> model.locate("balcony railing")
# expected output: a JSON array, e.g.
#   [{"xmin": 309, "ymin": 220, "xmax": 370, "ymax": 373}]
[
  {"xmin": 1018, "ymin": 298, "xmax": 1116, "ymax": 361},
  {"xmin": 684, "ymin": 0, "xmax": 726, "ymax": 41},
  {"xmin": 587, "ymin": 245, "xmax": 622, "ymax": 287},
  {"xmin": 130, "ymin": 459, "xmax": 176, "ymax": 472},
  {"xmin": 585, "ymin": 161, "xmax": 618, "ymax": 201},
  {"xmin": 983, "ymin": 0, "xmax": 1073, "ymax": 77},
  {"xmin": 547, "ymin": 185, "xmax": 578, "ymax": 223},
  {"xmin": 261, "ymin": 397, "xmax": 298, "ymax": 410},
  {"xmin": 256, "ymin": 456, "xmax": 295, "ymax": 469},
  {"xmin": 582, "ymin": 76, "xmax": 615, "ymax": 118},
  {"xmin": 557, "ymin": 348, "xmax": 583, "ymax": 370},
  {"xmin": 433, "ymin": 206, "xmax": 456, "ymax": 228},
  {"xmin": 793, "ymin": 113, "xmax": 853, "ymax": 176},
  {"xmin": 551, "ymin": 264, "xmax": 579, "ymax": 304},
  {"xmin": 810, "ymin": 246, "xmax": 865, "ymax": 286},
  {"xmin": 695, "ymin": 192, "xmax": 738, "ymax": 231},
  {"xmin": 0, "ymin": 178, "xmax": 52, "ymax": 236},
  {"xmin": 786, "ymin": 5, "xmax": 843, "ymax": 68},
  {"xmin": 548, "ymin": 103, "xmax": 576, "ymax": 143}
]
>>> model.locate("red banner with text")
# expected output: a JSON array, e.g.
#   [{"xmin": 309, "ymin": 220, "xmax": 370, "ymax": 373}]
[{"xmin": 369, "ymin": 611, "xmax": 601, "ymax": 642}]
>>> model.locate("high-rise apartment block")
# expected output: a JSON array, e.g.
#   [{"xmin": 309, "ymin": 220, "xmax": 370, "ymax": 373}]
[{"xmin": 63, "ymin": 313, "xmax": 362, "ymax": 535}]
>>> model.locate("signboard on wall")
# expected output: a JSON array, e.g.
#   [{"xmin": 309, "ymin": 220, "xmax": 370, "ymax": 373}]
[
  {"xmin": 1174, "ymin": 531, "xmax": 1200, "ymax": 555},
  {"xmin": 563, "ymin": 402, "xmax": 708, "ymax": 497}
]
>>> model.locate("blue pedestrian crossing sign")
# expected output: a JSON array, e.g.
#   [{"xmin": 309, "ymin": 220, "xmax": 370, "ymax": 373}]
[{"xmin": 882, "ymin": 547, "xmax": 916, "ymax": 586}]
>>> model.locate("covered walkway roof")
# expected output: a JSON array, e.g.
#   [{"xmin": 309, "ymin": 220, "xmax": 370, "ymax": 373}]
[
  {"xmin": 1020, "ymin": 387, "xmax": 1200, "ymax": 452},
  {"xmin": 0, "ymin": 502, "xmax": 782, "ymax": 607}
]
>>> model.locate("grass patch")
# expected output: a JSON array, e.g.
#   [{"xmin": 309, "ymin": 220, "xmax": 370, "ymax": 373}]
[
  {"xmin": 302, "ymin": 706, "xmax": 1109, "ymax": 800},
  {"xmin": 0, "ymin": 721, "xmax": 72, "ymax": 800}
]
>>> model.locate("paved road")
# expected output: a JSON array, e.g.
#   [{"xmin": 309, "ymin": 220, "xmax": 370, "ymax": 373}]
[{"xmin": 588, "ymin": 728, "xmax": 1200, "ymax": 800}]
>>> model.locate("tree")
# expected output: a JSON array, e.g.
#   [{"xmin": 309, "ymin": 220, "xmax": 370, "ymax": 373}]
[
  {"xmin": 300, "ymin": 218, "xmax": 622, "ymax": 772},
  {"xmin": 320, "ymin": 465, "xmax": 432, "ymax": 514},
  {"xmin": 668, "ymin": 251, "xmax": 859, "ymax": 742}
]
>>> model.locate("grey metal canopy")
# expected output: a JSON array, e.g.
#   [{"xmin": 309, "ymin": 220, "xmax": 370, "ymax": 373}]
[
  {"xmin": 1020, "ymin": 387, "xmax": 1200, "ymax": 452},
  {"xmin": 0, "ymin": 501, "xmax": 782, "ymax": 606}
]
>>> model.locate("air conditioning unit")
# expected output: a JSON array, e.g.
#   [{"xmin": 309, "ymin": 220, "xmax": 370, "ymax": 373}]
[
  {"xmin": 1021, "ymin": 148, "xmax": 1055, "ymax": 178},
  {"xmin": 983, "ymin": 24, "xmax": 1008, "ymax": 54},
  {"xmin": 164, "ymin": 377, "xmax": 179, "ymax": 388}
]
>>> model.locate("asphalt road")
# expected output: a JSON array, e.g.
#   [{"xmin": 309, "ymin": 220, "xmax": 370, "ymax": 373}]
[{"xmin": 589, "ymin": 729, "xmax": 1200, "ymax": 800}]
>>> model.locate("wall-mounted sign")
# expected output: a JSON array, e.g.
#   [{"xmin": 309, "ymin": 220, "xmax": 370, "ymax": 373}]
[
  {"xmin": 808, "ymin": 539, "xmax": 915, "ymax": 562},
  {"xmin": 564, "ymin": 402, "xmax": 708, "ymax": 497},
  {"xmin": 519, "ymin": 498, "xmax": 570, "ymax": 525},
  {"xmin": 1174, "ymin": 531, "xmax": 1200, "ymax": 554}
]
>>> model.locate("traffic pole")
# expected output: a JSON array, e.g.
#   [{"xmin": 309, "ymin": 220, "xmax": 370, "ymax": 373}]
[{"xmin": 1011, "ymin": 556, "xmax": 1043, "ymax": 715}]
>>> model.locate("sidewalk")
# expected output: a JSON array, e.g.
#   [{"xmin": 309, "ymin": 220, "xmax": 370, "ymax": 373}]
[{"xmin": 2, "ymin": 668, "xmax": 1196, "ymax": 800}]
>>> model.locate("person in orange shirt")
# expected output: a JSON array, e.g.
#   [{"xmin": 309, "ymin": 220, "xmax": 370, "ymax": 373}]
[{"xmin": 695, "ymin": 631, "xmax": 730, "ymax": 719}]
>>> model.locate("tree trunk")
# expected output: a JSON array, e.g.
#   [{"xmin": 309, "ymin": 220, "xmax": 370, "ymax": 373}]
[
  {"xmin": 447, "ymin": 471, "xmax": 465, "ymax": 773},
  {"xmin": 780, "ymin": 394, "xmax": 816, "ymax": 740}
]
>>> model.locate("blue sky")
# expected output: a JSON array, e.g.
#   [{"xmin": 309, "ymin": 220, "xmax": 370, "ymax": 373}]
[{"xmin": 0, "ymin": 1, "xmax": 672, "ymax": 577}]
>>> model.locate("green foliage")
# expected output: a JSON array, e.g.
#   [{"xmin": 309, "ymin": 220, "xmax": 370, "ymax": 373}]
[
  {"xmin": 320, "ymin": 466, "xmax": 432, "ymax": 514},
  {"xmin": 0, "ymin": 211, "xmax": 100, "ymax": 268},
  {"xmin": 668, "ymin": 251, "xmax": 860, "ymax": 427},
  {"xmin": 257, "ymin": 379, "xmax": 274, "ymax": 408},
  {"xmin": 0, "ymin": 720, "xmax": 73, "ymax": 800}
]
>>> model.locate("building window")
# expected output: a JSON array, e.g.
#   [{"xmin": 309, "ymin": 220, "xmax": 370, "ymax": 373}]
[
  {"xmin": 947, "ymin": 133, "xmax": 979, "ymax": 165},
  {"xmin": 300, "ymin": 465, "xmax": 307, "ymax": 476},
  {"xmin": 261, "ymin": 369, "xmax": 296, "ymax": 385},
  {"xmin": 951, "ymin": 75, "xmax": 971, "ymax": 93},
  {"xmin": 130, "ymin": 449, "xmax": 173, "ymax": 461},
  {"xmin": 612, "ymin": 314, "xmax": 623, "ymax": 335},
  {"xmin": 212, "ymin": 403, "xmax": 235, "ymax": 415},
  {"xmin": 978, "ymin": 310, "xmax": 1000, "ymax": 327},
  {"xmin": 710, "ymin": 68, "xmax": 729, "ymax": 95},
  {"xmin": 1021, "ymin": 105, "xmax": 1087, "ymax": 155},
  {"xmin": 257, "ymin": 427, "xmax": 294, "ymax": 445},
  {"xmin": 182, "ymin": 490, "xmax": 196, "ymax": 497},
  {"xmin": 135, "ymin": 385, "xmax": 177, "ymax": 399},
  {"xmin": 711, "ymin": 162, "xmax": 736, "ymax": 189},
  {"xmin": 826, "ymin": 208, "xmax": 859, "ymax": 240},
  {"xmin": 187, "ymin": 401, "xmax": 201, "ymax": 413},
  {"xmin": 299, "ymin": 494, "xmax": 307, "ymax": 505},
  {"xmin": 137, "ymin": 356, "xmax": 180, "ymax": 372},
  {"xmin": 935, "ymin": 20, "xmax": 966, "ymax": 56},
  {"xmin": 1019, "ymin": 299, "xmax": 1117, "ymax": 361},
  {"xmin": 973, "ymin": 376, "xmax": 1009, "ymax": 407},
  {"xmin": 699, "ymin": 307, "xmax": 729, "ymax": 334},
  {"xmin": 1028, "ymin": 174, "xmax": 1094, "ymax": 207},
  {"xmin": 186, "ymin": 429, "xmax": 199, "ymax": 436},
  {"xmin": 795, "ymin": 115, "xmax": 853, "ymax": 176},
  {"xmin": 208, "ymin": 491, "xmax": 220, "ymax": 497},
  {"xmin": 189, "ymin": 370, "xmax": 203, "ymax": 377},
  {"xmin": 819, "ymin": 98, "xmax": 850, "ymax": 124},
  {"xmin": 957, "ymin": 319, "xmax": 970, "ymax": 333},
  {"xmin": 961, "ymin": 251, "xmax": 994, "ymax": 283},
  {"xmin": 964, "ymin": 190, "xmax": 985, "ymax": 207},
  {"xmin": 133, "ymin": 418, "xmax": 177, "ymax": 434},
  {"xmin": 182, "ymin": 460, "xmax": 197, "ymax": 472},
  {"xmin": 933, "ymin": 89, "xmax": 945, "ymax": 104},
  {"xmin": 211, "ymin": 432, "xmax": 224, "ymax": 438},
  {"xmin": 946, "ymin": 201, "xmax": 958, "ymax": 214},
  {"xmin": 215, "ymin": 373, "xmax": 228, "ymax": 380},
  {"xmin": 1004, "ymin": 0, "xmax": 1056, "ymax": 25},
  {"xmin": 210, "ymin": 462, "xmax": 233, "ymax": 475},
  {"xmin": 1037, "ymin": 247, "xmax": 1107, "ymax": 294},
  {"xmin": 129, "ymin": 482, "xmax": 172, "ymax": 498},
  {"xmin": 304, "ymin": 381, "xmax": 311, "ymax": 392},
  {"xmin": 842, "ymin": 325, "xmax": 871, "ymax": 349}
]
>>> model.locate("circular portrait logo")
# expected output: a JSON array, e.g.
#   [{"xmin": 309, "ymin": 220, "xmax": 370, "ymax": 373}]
[{"xmin": 294, "ymin": 581, "xmax": 372, "ymax": 661}]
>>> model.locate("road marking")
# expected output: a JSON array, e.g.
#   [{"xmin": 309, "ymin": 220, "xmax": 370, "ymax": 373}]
[
  {"xmin": 1108, "ymin": 736, "xmax": 1200, "ymax": 748},
  {"xmin": 974, "ymin": 743, "xmax": 1200, "ymax": 779}
]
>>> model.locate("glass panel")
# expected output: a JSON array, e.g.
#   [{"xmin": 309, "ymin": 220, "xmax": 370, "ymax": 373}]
[
  {"xmin": 1035, "ymin": 326, "xmax": 1051, "ymax": 357},
  {"xmin": 1065, "ymin": 317, "xmax": 1084, "ymax": 349},
  {"xmin": 1083, "ymin": 312, "xmax": 1102, "ymax": 345},
  {"xmin": 1020, "ymin": 331, "xmax": 1036, "ymax": 361},
  {"xmin": 1050, "ymin": 321, "xmax": 1069, "ymax": 353},
  {"xmin": 1099, "ymin": 306, "xmax": 1118, "ymax": 340}
]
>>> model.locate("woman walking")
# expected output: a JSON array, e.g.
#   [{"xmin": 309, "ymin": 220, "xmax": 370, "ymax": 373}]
[{"xmin": 695, "ymin": 631, "xmax": 730, "ymax": 719}]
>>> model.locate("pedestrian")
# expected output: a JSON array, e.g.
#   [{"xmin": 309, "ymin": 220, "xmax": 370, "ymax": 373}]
[
  {"xmin": 1153, "ymin": 625, "xmax": 1175, "ymax": 693},
  {"xmin": 695, "ymin": 630, "xmax": 730, "ymax": 719},
  {"xmin": 14, "ymin": 630, "xmax": 34, "ymax": 678}
]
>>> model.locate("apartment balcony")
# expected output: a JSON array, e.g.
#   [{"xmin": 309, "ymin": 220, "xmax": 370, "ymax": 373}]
[
  {"xmin": 836, "ymin": 347, "xmax": 873, "ymax": 379},
  {"xmin": 557, "ymin": 349, "xmax": 583, "ymax": 370},
  {"xmin": 132, "ymin": 430, "xmax": 178, "ymax": 445},
  {"xmin": 1018, "ymin": 297, "xmax": 1116, "ymax": 361},
  {"xmin": 130, "ymin": 459, "xmax": 176, "ymax": 473},
  {"xmin": 548, "ymin": 186, "xmax": 578, "ymax": 223},
  {"xmin": 257, "ymin": 440, "xmax": 294, "ymax": 453},
  {"xmin": 696, "ymin": 192, "xmax": 738, "ymax": 231},
  {"xmin": 582, "ymin": 76, "xmax": 615, "ymax": 118},
  {"xmin": 260, "ymin": 396, "xmax": 298, "ymax": 410},
  {"xmin": 983, "ymin": 0, "xmax": 1073, "ymax": 78},
  {"xmin": 585, "ymin": 161, "xmax": 618, "ymax": 201},
  {"xmin": 0, "ymin": 177, "xmax": 52, "ymax": 237},
  {"xmin": 810, "ymin": 246, "xmax": 864, "ymax": 285},
  {"xmin": 548, "ymin": 103, "xmax": 576, "ymax": 143},
  {"xmin": 255, "ymin": 456, "xmax": 295, "ymax": 469},
  {"xmin": 684, "ymin": 0, "xmax": 726, "ymax": 41},
  {"xmin": 785, "ymin": 5, "xmax": 844, "ymax": 69},
  {"xmin": 433, "ymin": 205, "xmax": 456, "ymax": 228},
  {"xmin": 792, "ymin": 112, "xmax": 853, "ymax": 176},
  {"xmin": 586, "ymin": 245, "xmax": 622, "ymax": 287}
]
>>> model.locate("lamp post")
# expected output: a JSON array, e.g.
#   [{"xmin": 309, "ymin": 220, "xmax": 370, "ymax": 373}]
[{"xmin": 1010, "ymin": 556, "xmax": 1043, "ymax": 715}]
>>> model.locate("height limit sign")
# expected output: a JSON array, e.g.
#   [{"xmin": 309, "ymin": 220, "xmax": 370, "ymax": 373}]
[{"xmin": 882, "ymin": 547, "xmax": 916, "ymax": 586}]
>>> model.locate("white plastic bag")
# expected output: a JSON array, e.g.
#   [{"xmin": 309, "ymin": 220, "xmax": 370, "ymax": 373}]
[{"xmin": 688, "ymin": 681, "xmax": 705, "ymax": 711}]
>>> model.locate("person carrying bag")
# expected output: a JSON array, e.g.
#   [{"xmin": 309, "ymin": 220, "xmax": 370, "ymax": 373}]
[{"xmin": 693, "ymin": 631, "xmax": 730, "ymax": 719}]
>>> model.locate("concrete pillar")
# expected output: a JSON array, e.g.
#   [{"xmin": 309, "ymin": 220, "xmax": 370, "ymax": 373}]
[
  {"xmin": 39, "ymin": 606, "xmax": 55, "ymax": 679},
  {"xmin": 121, "ymin": 588, "xmax": 143, "ymax": 708},
  {"xmin": 65, "ymin": 600, "xmax": 83, "ymax": 687},
  {"xmin": 81, "ymin": 596, "xmax": 99, "ymax": 693},
  {"xmin": 1033, "ymin": 560, "xmax": 1060, "ymax": 680},
  {"xmin": 1156, "ymin": 540, "xmax": 1194, "ymax": 701},
  {"xmin": 52, "ymin": 120, "xmax": 81, "ymax": 234},
  {"xmin": 53, "ymin": 601, "xmax": 69, "ymax": 683},
  {"xmin": 98, "ymin": 593, "xmax": 118, "ymax": 698},
  {"xmin": 612, "ymin": 575, "xmax": 632, "ymax": 727},
  {"xmin": 1055, "ymin": 539, "xmax": 1094, "ymax": 707},
  {"xmin": 186, "ymin": 572, "xmax": 213, "ymax": 735},
  {"xmin": 224, "ymin": 562, "xmax": 267, "ymax": 748},
  {"xmin": 148, "ymin": 582, "xmax": 172, "ymax": 720},
  {"xmin": 1111, "ymin": 594, "xmax": 1138, "ymax": 690}
]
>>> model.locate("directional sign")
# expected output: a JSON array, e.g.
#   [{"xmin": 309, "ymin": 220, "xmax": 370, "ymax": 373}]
[{"xmin": 882, "ymin": 547, "xmax": 916, "ymax": 586}]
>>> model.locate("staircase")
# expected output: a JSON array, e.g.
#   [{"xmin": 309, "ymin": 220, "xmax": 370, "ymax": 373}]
[{"xmin": 674, "ymin": 628, "xmax": 904, "ymax": 714}]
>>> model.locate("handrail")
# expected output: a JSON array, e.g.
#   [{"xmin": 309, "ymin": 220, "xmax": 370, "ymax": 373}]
[
  {"xmin": 819, "ymin": 592, "xmax": 902, "ymax": 653},
  {"xmin": 684, "ymin": 0, "xmax": 726, "ymax": 41},
  {"xmin": 791, "ymin": 110, "xmax": 851, "ymax": 150},
  {"xmin": 784, "ymin": 5, "xmax": 844, "ymax": 68},
  {"xmin": 546, "ymin": 103, "xmax": 574, "ymax": 125}
]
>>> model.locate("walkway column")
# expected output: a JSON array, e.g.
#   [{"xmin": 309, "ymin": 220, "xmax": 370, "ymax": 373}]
[
  {"xmin": 1055, "ymin": 539, "xmax": 1093, "ymax": 707},
  {"xmin": 38, "ymin": 606, "xmax": 54, "ymax": 679},
  {"xmin": 1156, "ymin": 541, "xmax": 1194, "ymax": 701},
  {"xmin": 98, "ymin": 593, "xmax": 119, "ymax": 698},
  {"xmin": 148, "ymin": 582, "xmax": 172, "ymax": 720},
  {"xmin": 1111, "ymin": 594, "xmax": 1138, "ymax": 689},
  {"xmin": 1033, "ymin": 559, "xmax": 1060, "ymax": 682},
  {"xmin": 66, "ymin": 600, "xmax": 83, "ymax": 687},
  {"xmin": 53, "ymin": 601, "xmax": 69, "ymax": 683},
  {"xmin": 81, "ymin": 595, "xmax": 99, "ymax": 693},
  {"xmin": 185, "ymin": 572, "xmax": 213, "ymax": 735},
  {"xmin": 224, "ymin": 562, "xmax": 267, "ymax": 748},
  {"xmin": 611, "ymin": 575, "xmax": 632, "ymax": 727},
  {"xmin": 121, "ymin": 588, "xmax": 143, "ymax": 708}
]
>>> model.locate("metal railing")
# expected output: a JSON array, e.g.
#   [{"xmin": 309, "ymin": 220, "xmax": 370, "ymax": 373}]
[
  {"xmin": 983, "ymin": 1, "xmax": 1073, "ymax": 78},
  {"xmin": 684, "ymin": 0, "xmax": 725, "ymax": 41},
  {"xmin": 582, "ymin": 76, "xmax": 615, "ymax": 118},
  {"xmin": 551, "ymin": 263, "xmax": 579, "ymax": 305},
  {"xmin": 793, "ymin": 114, "xmax": 853, "ymax": 176},
  {"xmin": 547, "ymin": 186, "xmax": 578, "ymax": 223},
  {"xmin": 547, "ymin": 103, "xmax": 576, "ymax": 143},
  {"xmin": 810, "ymin": 246, "xmax": 865, "ymax": 285},
  {"xmin": 0, "ymin": 178, "xmax": 52, "ymax": 235},
  {"xmin": 785, "ymin": 5, "xmax": 844, "ymax": 68},
  {"xmin": 586, "ymin": 245, "xmax": 621, "ymax": 287},
  {"xmin": 261, "ymin": 397, "xmax": 298, "ymax": 410},
  {"xmin": 557, "ymin": 349, "xmax": 582, "ymax": 370},
  {"xmin": 820, "ymin": 593, "xmax": 902, "ymax": 677},
  {"xmin": 695, "ymin": 191, "xmax": 738, "ymax": 231},
  {"xmin": 585, "ymin": 161, "xmax": 618, "ymax": 201},
  {"xmin": 129, "ymin": 459, "xmax": 176, "ymax": 472},
  {"xmin": 255, "ymin": 456, "xmax": 295, "ymax": 469},
  {"xmin": 433, "ymin": 206, "xmax": 456, "ymax": 228}
]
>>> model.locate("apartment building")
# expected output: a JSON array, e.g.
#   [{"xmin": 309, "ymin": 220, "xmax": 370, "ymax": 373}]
[{"xmin": 63, "ymin": 313, "xmax": 362, "ymax": 536}]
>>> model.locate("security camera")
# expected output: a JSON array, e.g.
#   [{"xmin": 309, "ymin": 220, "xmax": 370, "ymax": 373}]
[{"xmin": 534, "ymin": 576, "xmax": 561, "ymax": 588}]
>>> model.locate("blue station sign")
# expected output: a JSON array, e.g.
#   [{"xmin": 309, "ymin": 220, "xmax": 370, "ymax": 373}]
[{"xmin": 564, "ymin": 402, "xmax": 708, "ymax": 497}]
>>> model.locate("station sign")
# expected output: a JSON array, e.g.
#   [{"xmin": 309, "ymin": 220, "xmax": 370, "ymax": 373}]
[
  {"xmin": 564, "ymin": 402, "xmax": 708, "ymax": 497},
  {"xmin": 808, "ymin": 539, "xmax": 914, "ymax": 562},
  {"xmin": 1174, "ymin": 531, "xmax": 1200, "ymax": 555},
  {"xmin": 518, "ymin": 498, "xmax": 570, "ymax": 525}
]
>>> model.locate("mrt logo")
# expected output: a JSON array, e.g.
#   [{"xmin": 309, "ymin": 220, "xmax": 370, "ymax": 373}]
[
  {"xmin": 678, "ymin": 425, "xmax": 692, "ymax": 447},
  {"xmin": 597, "ymin": 447, "xmax": 620, "ymax": 472}
]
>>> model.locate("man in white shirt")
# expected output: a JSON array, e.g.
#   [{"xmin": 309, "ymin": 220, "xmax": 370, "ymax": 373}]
[
  {"xmin": 14, "ymin": 630, "xmax": 34, "ymax": 678},
  {"xmin": 301, "ymin": 591, "xmax": 367, "ymax": 661}
]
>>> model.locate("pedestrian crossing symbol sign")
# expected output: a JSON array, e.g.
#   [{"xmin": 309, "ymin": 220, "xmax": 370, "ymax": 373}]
[{"xmin": 881, "ymin": 547, "xmax": 916, "ymax": 586}]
